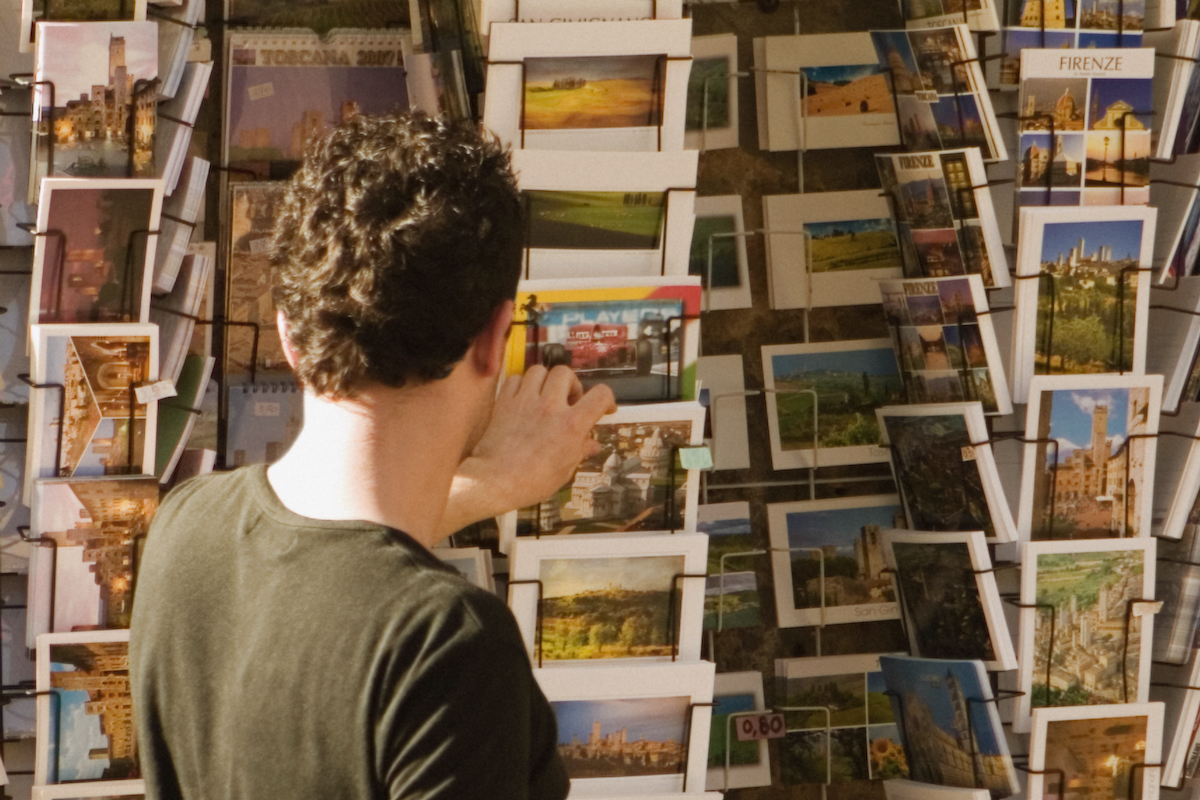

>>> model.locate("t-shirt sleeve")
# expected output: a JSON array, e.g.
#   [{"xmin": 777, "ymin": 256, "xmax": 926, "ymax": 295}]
[{"xmin": 374, "ymin": 592, "xmax": 569, "ymax": 800}]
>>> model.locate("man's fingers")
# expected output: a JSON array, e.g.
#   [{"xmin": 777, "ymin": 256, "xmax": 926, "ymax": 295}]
[
  {"xmin": 516, "ymin": 364, "xmax": 549, "ymax": 399},
  {"xmin": 569, "ymin": 384, "xmax": 617, "ymax": 430},
  {"xmin": 543, "ymin": 364, "xmax": 584, "ymax": 402}
]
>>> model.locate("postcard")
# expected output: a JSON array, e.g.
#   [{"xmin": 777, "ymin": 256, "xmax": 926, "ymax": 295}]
[
  {"xmin": 877, "ymin": 402, "xmax": 1017, "ymax": 543},
  {"xmin": 156, "ymin": 61, "xmax": 211, "ymax": 195},
  {"xmin": 508, "ymin": 534, "xmax": 706, "ymax": 664},
  {"xmin": 0, "ymin": 110, "xmax": 35, "ymax": 247},
  {"xmin": 1011, "ymin": 205, "xmax": 1156, "ymax": 403},
  {"xmin": 1146, "ymin": 22, "xmax": 1200, "ymax": 159},
  {"xmin": 1028, "ymin": 703, "xmax": 1163, "ymax": 800},
  {"xmin": 19, "ymin": 0, "xmax": 147, "ymax": 54},
  {"xmin": 876, "ymin": 149, "xmax": 1011, "ymax": 289},
  {"xmin": 499, "ymin": 401, "xmax": 706, "ymax": 552},
  {"xmin": 152, "ymin": 155, "xmax": 209, "ymax": 296},
  {"xmin": 505, "ymin": 277, "xmax": 701, "ymax": 403},
  {"xmin": 26, "ymin": 324, "xmax": 160, "ymax": 504},
  {"xmin": 155, "ymin": 0, "xmax": 204, "ymax": 102},
  {"xmin": 696, "ymin": 354, "xmax": 750, "ymax": 471},
  {"xmin": 697, "ymin": 501, "xmax": 760, "ymax": 631},
  {"xmin": 753, "ymin": 32, "xmax": 899, "ymax": 152},
  {"xmin": 1014, "ymin": 538, "xmax": 1157, "ymax": 733},
  {"xmin": 484, "ymin": 20, "xmax": 693, "ymax": 152},
  {"xmin": 434, "ymin": 546, "xmax": 495, "ymax": 593},
  {"xmin": 223, "ymin": 0, "xmax": 409, "ymax": 32},
  {"xmin": 871, "ymin": 26, "xmax": 1005, "ymax": 161},
  {"xmin": 1151, "ymin": 154, "xmax": 1200, "ymax": 288},
  {"xmin": 767, "ymin": 494, "xmax": 903, "ymax": 628},
  {"xmin": 775, "ymin": 654, "xmax": 906, "ymax": 784},
  {"xmin": 510, "ymin": 150, "xmax": 697, "ymax": 280},
  {"xmin": 761, "ymin": 339, "xmax": 902, "ymax": 471},
  {"xmin": 1153, "ymin": 643, "xmax": 1200, "ymax": 787},
  {"xmin": 25, "ymin": 476, "xmax": 159, "ymax": 649},
  {"xmin": 156, "ymin": 354, "xmax": 214, "ymax": 483},
  {"xmin": 535, "ymin": 661, "xmax": 714, "ymax": 795},
  {"xmin": 879, "ymin": 655, "xmax": 1018, "ymax": 797},
  {"xmin": 880, "ymin": 530, "xmax": 1017, "ymax": 671},
  {"xmin": 152, "ymin": 248, "xmax": 213, "ymax": 386},
  {"xmin": 223, "ymin": 377, "xmax": 303, "ymax": 468},
  {"xmin": 33, "ymin": 22, "xmax": 158, "ymax": 182},
  {"xmin": 880, "ymin": 275, "xmax": 1012, "ymax": 415},
  {"xmin": 2, "ymin": 573, "xmax": 36, "ymax": 738},
  {"xmin": 903, "ymin": 0, "xmax": 1000, "ymax": 30},
  {"xmin": 32, "ymin": 781, "xmax": 145, "ymax": 799},
  {"xmin": 685, "ymin": 34, "xmax": 738, "ymax": 152},
  {"xmin": 32, "ymin": 178, "xmax": 164, "ymax": 326},
  {"xmin": 690, "ymin": 195, "xmax": 751, "ymax": 310},
  {"xmin": 0, "ymin": 270, "xmax": 32, "ymax": 404},
  {"xmin": 1154, "ymin": 481, "xmax": 1200, "ymax": 663},
  {"xmin": 885, "ymin": 781, "xmax": 990, "ymax": 800},
  {"xmin": 226, "ymin": 181, "xmax": 289, "ymax": 377},
  {"xmin": 1018, "ymin": 374, "xmax": 1161, "ymax": 540},
  {"xmin": 478, "ymin": 0, "xmax": 682, "ymax": 41},
  {"xmin": 763, "ymin": 189, "xmax": 904, "ymax": 309},
  {"xmin": 35, "ymin": 629, "xmax": 135, "ymax": 784},
  {"xmin": 1016, "ymin": 49, "xmax": 1154, "ymax": 212},
  {"xmin": 0, "ymin": 413, "xmax": 33, "ymax": 569},
  {"xmin": 223, "ymin": 30, "xmax": 411, "ymax": 176},
  {"xmin": 707, "ymin": 671, "xmax": 770, "ymax": 791}
]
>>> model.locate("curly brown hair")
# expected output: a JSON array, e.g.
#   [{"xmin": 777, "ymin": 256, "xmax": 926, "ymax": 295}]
[{"xmin": 271, "ymin": 112, "xmax": 523, "ymax": 398}]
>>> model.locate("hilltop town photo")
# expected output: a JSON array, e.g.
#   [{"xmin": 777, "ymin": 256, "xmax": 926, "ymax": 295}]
[{"xmin": 553, "ymin": 696, "xmax": 689, "ymax": 778}]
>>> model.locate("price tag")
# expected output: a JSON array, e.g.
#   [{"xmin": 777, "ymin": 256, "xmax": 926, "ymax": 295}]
[
  {"xmin": 1131, "ymin": 600, "xmax": 1163, "ymax": 618},
  {"xmin": 248, "ymin": 237, "xmax": 270, "ymax": 255},
  {"xmin": 679, "ymin": 446, "xmax": 713, "ymax": 470},
  {"xmin": 961, "ymin": 445, "xmax": 976, "ymax": 462},
  {"xmin": 255, "ymin": 402, "xmax": 281, "ymax": 417},
  {"xmin": 134, "ymin": 380, "xmax": 177, "ymax": 404},
  {"xmin": 735, "ymin": 713, "xmax": 786, "ymax": 742},
  {"xmin": 247, "ymin": 82, "xmax": 274, "ymax": 101}
]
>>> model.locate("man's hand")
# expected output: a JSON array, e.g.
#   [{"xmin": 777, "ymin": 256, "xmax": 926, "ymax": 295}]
[{"xmin": 437, "ymin": 366, "xmax": 617, "ymax": 539}]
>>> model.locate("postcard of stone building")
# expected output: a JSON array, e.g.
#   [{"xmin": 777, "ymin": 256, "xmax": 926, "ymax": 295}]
[
  {"xmin": 763, "ymin": 190, "xmax": 904, "ymax": 310},
  {"xmin": 224, "ymin": 181, "xmax": 288, "ymax": 377},
  {"xmin": 684, "ymin": 35, "xmax": 738, "ymax": 152},
  {"xmin": 498, "ymin": 401, "xmax": 705, "ymax": 552},
  {"xmin": 510, "ymin": 149, "xmax": 698, "ymax": 281},
  {"xmin": 1028, "ymin": 703, "xmax": 1163, "ymax": 800},
  {"xmin": 24, "ymin": 476, "xmax": 159, "ymax": 650},
  {"xmin": 876, "ymin": 149, "xmax": 1011, "ymax": 289},
  {"xmin": 696, "ymin": 354, "xmax": 750, "ymax": 471},
  {"xmin": 767, "ymin": 494, "xmax": 904, "ymax": 628},
  {"xmin": 761, "ymin": 339, "xmax": 902, "ymax": 471},
  {"xmin": 32, "ymin": 178, "xmax": 164, "ymax": 327},
  {"xmin": 697, "ymin": 501, "xmax": 760, "ymax": 632},
  {"xmin": 31, "ymin": 779, "xmax": 145, "ymax": 799},
  {"xmin": 1152, "ymin": 643, "xmax": 1200, "ymax": 787},
  {"xmin": 871, "ymin": 25, "xmax": 1005, "ymax": 162},
  {"xmin": 508, "ymin": 532, "xmax": 707, "ymax": 664},
  {"xmin": 35, "ymin": 628, "xmax": 135, "ymax": 785},
  {"xmin": 505, "ymin": 277, "xmax": 701, "ymax": 404},
  {"xmin": 1015, "ymin": 48, "xmax": 1154, "ymax": 212},
  {"xmin": 690, "ymin": 195, "xmax": 751, "ymax": 310},
  {"xmin": 1014, "ymin": 537, "xmax": 1157, "ymax": 733},
  {"xmin": 534, "ymin": 661, "xmax": 714, "ymax": 796},
  {"xmin": 878, "ymin": 655, "xmax": 1019, "ymax": 797},
  {"xmin": 885, "ymin": 780, "xmax": 991, "ymax": 800},
  {"xmin": 433, "ymin": 546, "xmax": 495, "ymax": 593},
  {"xmin": 879, "ymin": 530, "xmax": 1017, "ymax": 671},
  {"xmin": 19, "ymin": 0, "xmax": 147, "ymax": 54},
  {"xmin": 222, "ymin": 30, "xmax": 411, "ymax": 177},
  {"xmin": 26, "ymin": 323, "xmax": 159, "ymax": 505},
  {"xmin": 32, "ymin": 22, "xmax": 158, "ymax": 188},
  {"xmin": 774, "ymin": 653, "xmax": 907, "ymax": 785},
  {"xmin": 752, "ymin": 32, "xmax": 900, "ymax": 152},
  {"xmin": 222, "ymin": 376, "xmax": 303, "ymax": 469},
  {"xmin": 902, "ymin": 0, "xmax": 1001, "ymax": 31},
  {"xmin": 880, "ymin": 275, "xmax": 1012, "ymax": 415},
  {"xmin": 877, "ymin": 402, "xmax": 1017, "ymax": 542},
  {"xmin": 1018, "ymin": 374, "xmax": 1162, "ymax": 540},
  {"xmin": 484, "ymin": 20, "xmax": 693, "ymax": 152},
  {"xmin": 707, "ymin": 670, "xmax": 771, "ymax": 791},
  {"xmin": 1011, "ymin": 205, "xmax": 1156, "ymax": 403}
]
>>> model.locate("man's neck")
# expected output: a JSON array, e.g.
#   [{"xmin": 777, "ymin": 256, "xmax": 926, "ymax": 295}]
[{"xmin": 266, "ymin": 379, "xmax": 477, "ymax": 549}]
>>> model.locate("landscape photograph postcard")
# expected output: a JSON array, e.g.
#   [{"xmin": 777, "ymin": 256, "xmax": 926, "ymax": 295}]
[
  {"xmin": 227, "ymin": 183, "xmax": 288, "ymax": 376},
  {"xmin": 1024, "ymin": 380, "xmax": 1159, "ymax": 539},
  {"xmin": 698, "ymin": 502, "xmax": 761, "ymax": 631},
  {"xmin": 879, "ymin": 656, "xmax": 1017, "ymax": 798},
  {"xmin": 685, "ymin": 36, "xmax": 736, "ymax": 147},
  {"xmin": 768, "ymin": 496, "xmax": 903, "ymax": 628},
  {"xmin": 763, "ymin": 340, "xmax": 904, "ymax": 470},
  {"xmin": 1030, "ymin": 705, "xmax": 1163, "ymax": 800},
  {"xmin": 706, "ymin": 671, "xmax": 769, "ymax": 790},
  {"xmin": 524, "ymin": 190, "xmax": 666, "ymax": 251},
  {"xmin": 552, "ymin": 696, "xmax": 690, "ymax": 779},
  {"xmin": 690, "ymin": 215, "xmax": 739, "ymax": 288},
  {"xmin": 36, "ymin": 22, "xmax": 158, "ymax": 178},
  {"xmin": 708, "ymin": 692, "xmax": 761, "ymax": 774},
  {"xmin": 224, "ymin": 0, "xmax": 410, "ymax": 33},
  {"xmin": 804, "ymin": 218, "xmax": 903, "ymax": 275},
  {"xmin": 35, "ymin": 182, "xmax": 159, "ymax": 325},
  {"xmin": 800, "ymin": 63, "xmax": 894, "ymax": 120},
  {"xmin": 523, "ymin": 55, "xmax": 664, "ymax": 130}
]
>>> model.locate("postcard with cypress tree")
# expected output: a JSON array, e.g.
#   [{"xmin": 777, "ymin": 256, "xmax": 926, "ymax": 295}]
[
  {"xmin": 879, "ymin": 529, "xmax": 1016, "ymax": 670},
  {"xmin": 707, "ymin": 671, "xmax": 771, "ymax": 791},
  {"xmin": 697, "ymin": 502, "xmax": 760, "ymax": 632},
  {"xmin": 1014, "ymin": 537, "xmax": 1156, "ymax": 733},
  {"xmin": 761, "ymin": 339, "xmax": 903, "ymax": 471},
  {"xmin": 1028, "ymin": 704, "xmax": 1163, "ymax": 800},
  {"xmin": 877, "ymin": 402, "xmax": 1016, "ymax": 543},
  {"xmin": 880, "ymin": 275, "xmax": 1012, "ymax": 415},
  {"xmin": 1011, "ymin": 205, "xmax": 1155, "ymax": 403},
  {"xmin": 767, "ymin": 494, "xmax": 904, "ymax": 628},
  {"xmin": 878, "ymin": 655, "xmax": 1018, "ymax": 797}
]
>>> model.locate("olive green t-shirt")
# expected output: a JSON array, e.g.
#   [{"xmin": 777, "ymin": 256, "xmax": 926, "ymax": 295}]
[{"xmin": 129, "ymin": 464, "xmax": 568, "ymax": 800}]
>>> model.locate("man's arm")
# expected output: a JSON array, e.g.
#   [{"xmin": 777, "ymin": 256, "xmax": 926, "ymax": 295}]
[{"xmin": 437, "ymin": 365, "xmax": 616, "ymax": 539}]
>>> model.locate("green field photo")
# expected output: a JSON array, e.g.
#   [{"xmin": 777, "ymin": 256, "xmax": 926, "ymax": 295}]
[
  {"xmin": 525, "ymin": 190, "xmax": 665, "ymax": 250},
  {"xmin": 686, "ymin": 57, "xmax": 730, "ymax": 131},
  {"xmin": 805, "ymin": 218, "xmax": 903, "ymax": 273}
]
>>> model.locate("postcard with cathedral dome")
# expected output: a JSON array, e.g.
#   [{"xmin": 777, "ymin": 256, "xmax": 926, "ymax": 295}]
[
  {"xmin": 1013, "ymin": 537, "xmax": 1157, "ymax": 733},
  {"xmin": 498, "ymin": 401, "xmax": 705, "ymax": 553},
  {"xmin": 1017, "ymin": 374, "xmax": 1162, "ymax": 540},
  {"xmin": 1016, "ymin": 48, "xmax": 1154, "ymax": 211},
  {"xmin": 878, "ymin": 655, "xmax": 1019, "ymax": 797},
  {"xmin": 508, "ymin": 533, "xmax": 708, "ymax": 664},
  {"xmin": 1028, "ymin": 703, "xmax": 1163, "ymax": 800}
]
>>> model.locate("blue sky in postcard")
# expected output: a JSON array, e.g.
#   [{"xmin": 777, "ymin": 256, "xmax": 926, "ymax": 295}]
[
  {"xmin": 785, "ymin": 504, "xmax": 901, "ymax": 552},
  {"xmin": 553, "ymin": 696, "xmax": 690, "ymax": 745},
  {"xmin": 1046, "ymin": 387, "xmax": 1131, "ymax": 464},
  {"xmin": 1039, "ymin": 219, "xmax": 1144, "ymax": 263}
]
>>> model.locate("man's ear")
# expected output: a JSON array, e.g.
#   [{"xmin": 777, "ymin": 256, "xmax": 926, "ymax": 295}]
[
  {"xmin": 277, "ymin": 309, "xmax": 300, "ymax": 370},
  {"xmin": 470, "ymin": 300, "xmax": 515, "ymax": 378}
]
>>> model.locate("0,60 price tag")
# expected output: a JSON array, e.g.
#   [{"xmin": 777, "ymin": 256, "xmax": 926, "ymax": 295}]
[{"xmin": 736, "ymin": 713, "xmax": 786, "ymax": 742}]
